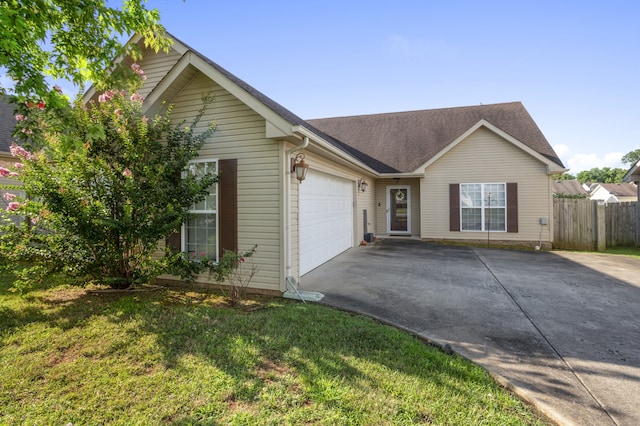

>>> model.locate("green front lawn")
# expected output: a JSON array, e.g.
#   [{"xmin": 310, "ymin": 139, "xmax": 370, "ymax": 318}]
[
  {"xmin": 604, "ymin": 246, "xmax": 640, "ymax": 257},
  {"xmin": 0, "ymin": 272, "xmax": 547, "ymax": 425}
]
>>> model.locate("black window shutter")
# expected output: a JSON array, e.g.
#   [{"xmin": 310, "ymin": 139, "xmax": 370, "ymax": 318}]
[
  {"xmin": 449, "ymin": 183, "xmax": 460, "ymax": 232},
  {"xmin": 506, "ymin": 182, "xmax": 518, "ymax": 233},
  {"xmin": 218, "ymin": 159, "xmax": 238, "ymax": 257}
]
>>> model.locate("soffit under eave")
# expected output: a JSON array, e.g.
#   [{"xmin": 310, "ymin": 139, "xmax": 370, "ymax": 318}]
[{"xmin": 411, "ymin": 120, "xmax": 566, "ymax": 175}]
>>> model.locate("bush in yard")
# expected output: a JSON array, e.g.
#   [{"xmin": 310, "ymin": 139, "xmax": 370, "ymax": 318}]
[{"xmin": 0, "ymin": 67, "xmax": 218, "ymax": 290}]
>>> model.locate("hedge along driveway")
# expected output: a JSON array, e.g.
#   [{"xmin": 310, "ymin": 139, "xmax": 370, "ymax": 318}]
[{"xmin": 300, "ymin": 239, "xmax": 640, "ymax": 426}]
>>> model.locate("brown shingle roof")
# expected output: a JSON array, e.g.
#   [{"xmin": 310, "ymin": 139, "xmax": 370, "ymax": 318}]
[
  {"xmin": 597, "ymin": 183, "xmax": 638, "ymax": 197},
  {"xmin": 307, "ymin": 102, "xmax": 564, "ymax": 173},
  {"xmin": 553, "ymin": 180, "xmax": 588, "ymax": 196}
]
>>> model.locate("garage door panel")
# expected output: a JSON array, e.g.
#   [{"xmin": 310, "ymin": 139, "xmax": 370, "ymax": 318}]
[{"xmin": 299, "ymin": 170, "xmax": 353, "ymax": 275}]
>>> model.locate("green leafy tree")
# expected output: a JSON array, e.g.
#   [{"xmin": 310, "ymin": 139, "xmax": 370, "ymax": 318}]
[
  {"xmin": 0, "ymin": 69, "xmax": 218, "ymax": 290},
  {"xmin": 0, "ymin": 0, "xmax": 171, "ymax": 98},
  {"xmin": 554, "ymin": 172, "xmax": 576, "ymax": 180},
  {"xmin": 621, "ymin": 149, "xmax": 640, "ymax": 166},
  {"xmin": 576, "ymin": 167, "xmax": 627, "ymax": 184}
]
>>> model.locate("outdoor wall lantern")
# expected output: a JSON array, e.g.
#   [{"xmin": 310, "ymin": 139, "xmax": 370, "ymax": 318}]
[
  {"xmin": 291, "ymin": 153, "xmax": 309, "ymax": 183},
  {"xmin": 358, "ymin": 178, "xmax": 369, "ymax": 192}
]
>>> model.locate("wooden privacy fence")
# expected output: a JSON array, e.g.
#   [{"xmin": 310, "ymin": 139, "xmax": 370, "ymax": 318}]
[{"xmin": 553, "ymin": 198, "xmax": 638, "ymax": 250}]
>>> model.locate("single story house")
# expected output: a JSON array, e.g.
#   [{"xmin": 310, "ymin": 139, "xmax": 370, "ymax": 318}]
[
  {"xmin": 82, "ymin": 32, "xmax": 565, "ymax": 295},
  {"xmin": 589, "ymin": 183, "xmax": 638, "ymax": 204}
]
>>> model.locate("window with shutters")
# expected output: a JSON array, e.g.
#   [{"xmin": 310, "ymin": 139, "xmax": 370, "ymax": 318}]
[
  {"xmin": 460, "ymin": 183, "xmax": 506, "ymax": 232},
  {"xmin": 184, "ymin": 159, "xmax": 218, "ymax": 260}
]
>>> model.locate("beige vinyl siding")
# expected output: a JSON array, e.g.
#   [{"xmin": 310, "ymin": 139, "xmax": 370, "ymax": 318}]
[
  {"xmin": 421, "ymin": 127, "xmax": 553, "ymax": 244},
  {"xmin": 288, "ymin": 150, "xmax": 376, "ymax": 279},
  {"xmin": 375, "ymin": 178, "xmax": 421, "ymax": 237},
  {"xmin": 137, "ymin": 46, "xmax": 183, "ymax": 98},
  {"xmin": 166, "ymin": 72, "xmax": 282, "ymax": 291}
]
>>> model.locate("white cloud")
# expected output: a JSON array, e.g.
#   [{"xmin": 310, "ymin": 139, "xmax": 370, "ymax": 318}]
[
  {"xmin": 553, "ymin": 144, "xmax": 625, "ymax": 174},
  {"xmin": 552, "ymin": 144, "xmax": 570, "ymax": 158}
]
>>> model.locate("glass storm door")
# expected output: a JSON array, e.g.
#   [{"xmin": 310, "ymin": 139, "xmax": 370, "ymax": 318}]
[{"xmin": 387, "ymin": 186, "xmax": 411, "ymax": 234}]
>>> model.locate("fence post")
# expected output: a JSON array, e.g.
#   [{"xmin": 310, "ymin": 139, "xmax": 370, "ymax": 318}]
[{"xmin": 596, "ymin": 203, "xmax": 606, "ymax": 252}]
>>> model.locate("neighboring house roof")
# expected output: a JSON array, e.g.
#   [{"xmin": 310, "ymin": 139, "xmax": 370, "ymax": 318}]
[
  {"xmin": 307, "ymin": 102, "xmax": 564, "ymax": 173},
  {"xmin": 592, "ymin": 183, "xmax": 638, "ymax": 198},
  {"xmin": 0, "ymin": 96, "xmax": 16, "ymax": 154},
  {"xmin": 553, "ymin": 179, "xmax": 589, "ymax": 196}
]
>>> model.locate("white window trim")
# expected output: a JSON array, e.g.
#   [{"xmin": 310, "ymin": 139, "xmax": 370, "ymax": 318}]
[
  {"xmin": 182, "ymin": 158, "xmax": 219, "ymax": 260},
  {"xmin": 460, "ymin": 182, "xmax": 507, "ymax": 232}
]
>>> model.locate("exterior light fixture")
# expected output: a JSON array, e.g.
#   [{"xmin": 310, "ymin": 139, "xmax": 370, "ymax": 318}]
[
  {"xmin": 358, "ymin": 178, "xmax": 369, "ymax": 192},
  {"xmin": 291, "ymin": 153, "xmax": 309, "ymax": 183}
]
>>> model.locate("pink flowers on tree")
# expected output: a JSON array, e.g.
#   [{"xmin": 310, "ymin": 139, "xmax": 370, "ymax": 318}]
[
  {"xmin": 10, "ymin": 143, "xmax": 33, "ymax": 160},
  {"xmin": 2, "ymin": 144, "xmax": 33, "ymax": 211},
  {"xmin": 131, "ymin": 63, "xmax": 147, "ymax": 80},
  {"xmin": 96, "ymin": 64, "xmax": 146, "ymax": 105},
  {"xmin": 6, "ymin": 202, "xmax": 20, "ymax": 212}
]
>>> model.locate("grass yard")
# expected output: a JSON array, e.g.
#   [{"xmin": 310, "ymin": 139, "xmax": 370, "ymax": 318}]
[
  {"xmin": 604, "ymin": 246, "xmax": 640, "ymax": 257},
  {"xmin": 0, "ymin": 272, "xmax": 548, "ymax": 425}
]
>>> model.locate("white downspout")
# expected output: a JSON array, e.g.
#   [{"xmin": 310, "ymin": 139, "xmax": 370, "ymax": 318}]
[
  {"xmin": 284, "ymin": 136, "xmax": 309, "ymax": 282},
  {"xmin": 282, "ymin": 137, "xmax": 324, "ymax": 302}
]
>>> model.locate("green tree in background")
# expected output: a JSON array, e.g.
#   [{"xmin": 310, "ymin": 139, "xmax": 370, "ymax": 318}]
[
  {"xmin": 0, "ymin": 0, "xmax": 171, "ymax": 98},
  {"xmin": 576, "ymin": 167, "xmax": 627, "ymax": 184},
  {"xmin": 554, "ymin": 172, "xmax": 576, "ymax": 181},
  {"xmin": 621, "ymin": 149, "xmax": 640, "ymax": 166}
]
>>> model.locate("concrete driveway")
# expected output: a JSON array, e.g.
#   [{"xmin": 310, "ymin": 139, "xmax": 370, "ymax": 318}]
[{"xmin": 299, "ymin": 239, "xmax": 640, "ymax": 426}]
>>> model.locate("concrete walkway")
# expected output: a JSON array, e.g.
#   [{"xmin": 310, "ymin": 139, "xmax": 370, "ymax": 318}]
[{"xmin": 299, "ymin": 239, "xmax": 640, "ymax": 426}]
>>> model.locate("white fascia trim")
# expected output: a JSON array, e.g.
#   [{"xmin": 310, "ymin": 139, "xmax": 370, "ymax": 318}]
[
  {"xmin": 292, "ymin": 125, "xmax": 379, "ymax": 177},
  {"xmin": 412, "ymin": 119, "xmax": 566, "ymax": 175},
  {"xmin": 378, "ymin": 172, "xmax": 424, "ymax": 178}
]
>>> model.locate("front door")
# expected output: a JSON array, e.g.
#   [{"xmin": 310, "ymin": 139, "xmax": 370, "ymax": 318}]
[{"xmin": 387, "ymin": 186, "xmax": 411, "ymax": 234}]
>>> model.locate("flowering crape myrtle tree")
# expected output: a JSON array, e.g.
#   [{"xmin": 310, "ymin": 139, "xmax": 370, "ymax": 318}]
[{"xmin": 0, "ymin": 65, "xmax": 218, "ymax": 290}]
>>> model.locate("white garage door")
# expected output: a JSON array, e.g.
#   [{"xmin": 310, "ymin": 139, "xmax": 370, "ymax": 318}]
[{"xmin": 299, "ymin": 170, "xmax": 354, "ymax": 275}]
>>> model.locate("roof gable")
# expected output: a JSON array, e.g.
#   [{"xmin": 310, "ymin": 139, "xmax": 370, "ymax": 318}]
[{"xmin": 307, "ymin": 102, "xmax": 564, "ymax": 173}]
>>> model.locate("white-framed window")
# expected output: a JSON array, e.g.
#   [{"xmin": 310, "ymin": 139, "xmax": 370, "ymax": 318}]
[
  {"xmin": 184, "ymin": 159, "xmax": 218, "ymax": 260},
  {"xmin": 460, "ymin": 183, "xmax": 506, "ymax": 231}
]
